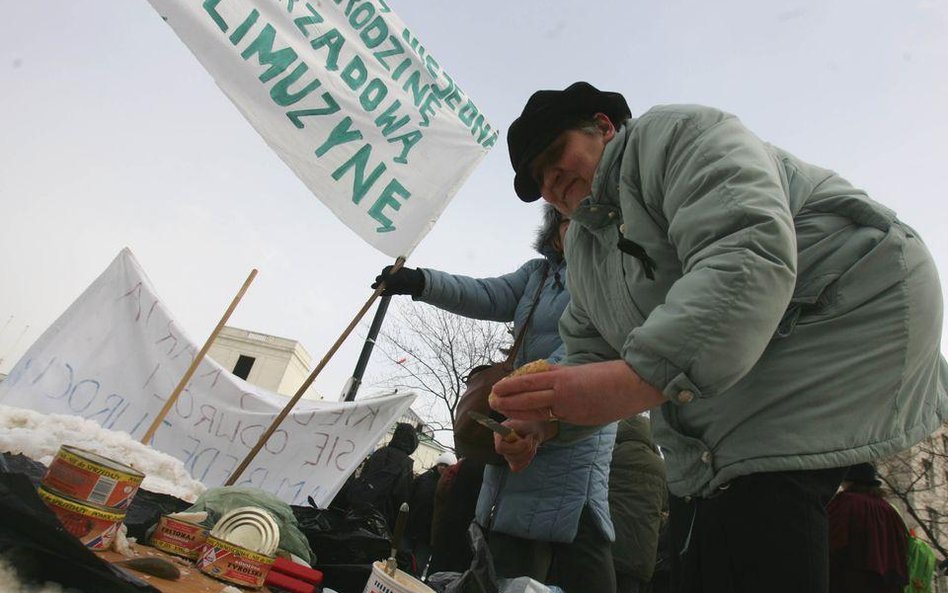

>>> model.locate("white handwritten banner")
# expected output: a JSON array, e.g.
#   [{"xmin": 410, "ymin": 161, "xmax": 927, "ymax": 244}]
[
  {"xmin": 0, "ymin": 249, "xmax": 415, "ymax": 506},
  {"xmin": 146, "ymin": 0, "xmax": 495, "ymax": 257}
]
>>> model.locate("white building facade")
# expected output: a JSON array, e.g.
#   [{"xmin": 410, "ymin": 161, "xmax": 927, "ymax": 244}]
[
  {"xmin": 208, "ymin": 326, "xmax": 448, "ymax": 474},
  {"xmin": 208, "ymin": 326, "xmax": 315, "ymax": 398}
]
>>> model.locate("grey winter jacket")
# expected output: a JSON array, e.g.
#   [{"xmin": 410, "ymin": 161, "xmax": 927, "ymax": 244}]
[
  {"xmin": 418, "ymin": 257, "xmax": 616, "ymax": 542},
  {"xmin": 561, "ymin": 104, "xmax": 948, "ymax": 498}
]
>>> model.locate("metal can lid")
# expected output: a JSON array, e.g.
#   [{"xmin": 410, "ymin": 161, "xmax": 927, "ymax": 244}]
[
  {"xmin": 209, "ymin": 506, "xmax": 280, "ymax": 556},
  {"xmin": 59, "ymin": 445, "xmax": 145, "ymax": 480},
  {"xmin": 203, "ymin": 534, "xmax": 275, "ymax": 564}
]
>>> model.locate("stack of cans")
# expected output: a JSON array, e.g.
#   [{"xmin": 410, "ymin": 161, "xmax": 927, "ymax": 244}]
[
  {"xmin": 149, "ymin": 512, "xmax": 210, "ymax": 559},
  {"xmin": 38, "ymin": 445, "xmax": 144, "ymax": 550}
]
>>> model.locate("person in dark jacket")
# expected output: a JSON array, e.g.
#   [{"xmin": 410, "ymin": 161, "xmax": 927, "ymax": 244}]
[
  {"xmin": 609, "ymin": 416, "xmax": 667, "ymax": 593},
  {"xmin": 827, "ymin": 463, "xmax": 909, "ymax": 593},
  {"xmin": 405, "ymin": 452, "xmax": 455, "ymax": 576},
  {"xmin": 346, "ymin": 422, "xmax": 418, "ymax": 531},
  {"xmin": 427, "ymin": 457, "xmax": 487, "ymax": 576}
]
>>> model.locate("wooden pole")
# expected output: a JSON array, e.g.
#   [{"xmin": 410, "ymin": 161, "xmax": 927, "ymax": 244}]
[
  {"xmin": 140, "ymin": 269, "xmax": 258, "ymax": 444},
  {"xmin": 225, "ymin": 256, "xmax": 405, "ymax": 485}
]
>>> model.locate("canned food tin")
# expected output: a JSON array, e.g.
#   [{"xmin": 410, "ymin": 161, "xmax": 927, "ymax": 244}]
[
  {"xmin": 43, "ymin": 445, "xmax": 144, "ymax": 510},
  {"xmin": 210, "ymin": 506, "xmax": 280, "ymax": 556},
  {"xmin": 38, "ymin": 486, "xmax": 125, "ymax": 550},
  {"xmin": 150, "ymin": 514, "xmax": 209, "ymax": 559},
  {"xmin": 197, "ymin": 534, "xmax": 275, "ymax": 589}
]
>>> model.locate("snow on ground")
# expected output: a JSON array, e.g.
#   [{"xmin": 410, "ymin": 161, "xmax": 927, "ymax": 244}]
[{"xmin": 0, "ymin": 405, "xmax": 205, "ymax": 502}]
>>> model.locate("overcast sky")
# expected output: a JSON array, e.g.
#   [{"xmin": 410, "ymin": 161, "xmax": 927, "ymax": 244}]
[{"xmin": 1, "ymin": 1, "xmax": 946, "ymax": 411}]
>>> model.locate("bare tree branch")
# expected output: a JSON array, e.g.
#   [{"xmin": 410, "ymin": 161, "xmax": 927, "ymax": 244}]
[
  {"xmin": 877, "ymin": 424, "xmax": 948, "ymax": 561},
  {"xmin": 367, "ymin": 302, "xmax": 512, "ymax": 448}
]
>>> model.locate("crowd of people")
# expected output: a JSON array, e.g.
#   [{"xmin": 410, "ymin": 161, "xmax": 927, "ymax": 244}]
[{"xmin": 355, "ymin": 81, "xmax": 947, "ymax": 593}]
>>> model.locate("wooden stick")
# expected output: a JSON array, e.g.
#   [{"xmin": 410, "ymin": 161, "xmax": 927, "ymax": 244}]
[
  {"xmin": 141, "ymin": 269, "xmax": 258, "ymax": 444},
  {"xmin": 225, "ymin": 256, "xmax": 406, "ymax": 486}
]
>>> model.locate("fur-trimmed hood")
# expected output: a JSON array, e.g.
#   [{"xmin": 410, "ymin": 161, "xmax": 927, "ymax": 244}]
[{"xmin": 532, "ymin": 204, "xmax": 566, "ymax": 263}]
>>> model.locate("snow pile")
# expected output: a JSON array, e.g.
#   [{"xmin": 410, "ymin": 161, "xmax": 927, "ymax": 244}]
[{"xmin": 0, "ymin": 405, "xmax": 205, "ymax": 502}]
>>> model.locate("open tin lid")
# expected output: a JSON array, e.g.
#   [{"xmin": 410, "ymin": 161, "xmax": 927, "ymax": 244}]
[{"xmin": 209, "ymin": 506, "xmax": 280, "ymax": 556}]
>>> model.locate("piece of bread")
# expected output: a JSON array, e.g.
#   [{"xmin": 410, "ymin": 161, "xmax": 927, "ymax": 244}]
[
  {"xmin": 508, "ymin": 359, "xmax": 553, "ymax": 377},
  {"xmin": 488, "ymin": 359, "xmax": 553, "ymax": 406}
]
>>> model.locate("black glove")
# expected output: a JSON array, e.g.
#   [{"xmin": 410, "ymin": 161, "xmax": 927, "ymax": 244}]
[{"xmin": 372, "ymin": 266, "xmax": 425, "ymax": 297}]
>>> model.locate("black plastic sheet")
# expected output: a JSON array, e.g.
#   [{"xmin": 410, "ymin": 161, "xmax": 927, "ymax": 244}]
[
  {"xmin": 0, "ymin": 471, "xmax": 161, "ymax": 593},
  {"xmin": 428, "ymin": 522, "xmax": 499, "ymax": 593},
  {"xmin": 293, "ymin": 503, "xmax": 391, "ymax": 565},
  {"xmin": 1, "ymin": 452, "xmax": 46, "ymax": 484},
  {"xmin": 293, "ymin": 501, "xmax": 414, "ymax": 593}
]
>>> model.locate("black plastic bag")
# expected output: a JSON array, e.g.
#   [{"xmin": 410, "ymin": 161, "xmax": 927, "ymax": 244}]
[
  {"xmin": 293, "ymin": 500, "xmax": 413, "ymax": 593},
  {"xmin": 428, "ymin": 522, "xmax": 499, "ymax": 593},
  {"xmin": 293, "ymin": 503, "xmax": 391, "ymax": 565},
  {"xmin": 123, "ymin": 488, "xmax": 192, "ymax": 541},
  {"xmin": 1, "ymin": 452, "xmax": 47, "ymax": 485}
]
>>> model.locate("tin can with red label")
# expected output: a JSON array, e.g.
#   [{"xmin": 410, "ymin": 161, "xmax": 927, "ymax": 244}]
[
  {"xmin": 150, "ymin": 514, "xmax": 209, "ymax": 559},
  {"xmin": 42, "ymin": 445, "xmax": 144, "ymax": 510},
  {"xmin": 210, "ymin": 506, "xmax": 280, "ymax": 556},
  {"xmin": 197, "ymin": 535, "xmax": 275, "ymax": 589},
  {"xmin": 38, "ymin": 486, "xmax": 125, "ymax": 550}
]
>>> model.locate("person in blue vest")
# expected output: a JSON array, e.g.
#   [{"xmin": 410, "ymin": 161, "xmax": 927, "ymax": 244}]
[{"xmin": 374, "ymin": 206, "xmax": 623, "ymax": 593}]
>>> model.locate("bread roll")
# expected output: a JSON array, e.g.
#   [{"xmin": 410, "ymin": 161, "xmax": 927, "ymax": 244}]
[
  {"xmin": 488, "ymin": 359, "xmax": 553, "ymax": 406},
  {"xmin": 508, "ymin": 359, "xmax": 553, "ymax": 377}
]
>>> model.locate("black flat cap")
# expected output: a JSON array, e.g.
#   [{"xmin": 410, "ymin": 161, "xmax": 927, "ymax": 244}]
[{"xmin": 507, "ymin": 82, "xmax": 631, "ymax": 202}]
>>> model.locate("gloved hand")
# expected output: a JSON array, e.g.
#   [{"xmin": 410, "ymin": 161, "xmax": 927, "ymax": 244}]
[{"xmin": 372, "ymin": 265, "xmax": 425, "ymax": 297}]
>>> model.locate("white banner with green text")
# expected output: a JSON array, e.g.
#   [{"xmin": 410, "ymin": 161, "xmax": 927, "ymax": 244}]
[{"xmin": 147, "ymin": 0, "xmax": 495, "ymax": 257}]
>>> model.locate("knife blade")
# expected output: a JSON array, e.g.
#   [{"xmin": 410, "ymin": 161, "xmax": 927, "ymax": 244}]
[
  {"xmin": 468, "ymin": 411, "xmax": 519, "ymax": 442},
  {"xmin": 385, "ymin": 502, "xmax": 409, "ymax": 576}
]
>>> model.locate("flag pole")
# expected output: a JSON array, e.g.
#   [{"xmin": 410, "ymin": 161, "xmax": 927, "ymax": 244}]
[
  {"xmin": 226, "ymin": 256, "xmax": 406, "ymax": 485},
  {"xmin": 341, "ymin": 294, "xmax": 392, "ymax": 402},
  {"xmin": 140, "ymin": 269, "xmax": 258, "ymax": 445}
]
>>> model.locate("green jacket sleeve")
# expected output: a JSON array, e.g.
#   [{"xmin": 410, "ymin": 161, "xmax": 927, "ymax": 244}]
[
  {"xmin": 559, "ymin": 298, "xmax": 622, "ymax": 366},
  {"xmin": 623, "ymin": 107, "xmax": 797, "ymax": 402}
]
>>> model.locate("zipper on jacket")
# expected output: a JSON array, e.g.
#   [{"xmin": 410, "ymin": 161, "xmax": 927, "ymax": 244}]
[{"xmin": 615, "ymin": 226, "xmax": 657, "ymax": 280}]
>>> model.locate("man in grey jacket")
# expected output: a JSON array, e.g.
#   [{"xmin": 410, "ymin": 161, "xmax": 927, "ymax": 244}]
[{"xmin": 490, "ymin": 82, "xmax": 948, "ymax": 593}]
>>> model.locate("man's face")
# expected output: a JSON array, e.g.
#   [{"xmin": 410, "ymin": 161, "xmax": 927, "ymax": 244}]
[
  {"xmin": 530, "ymin": 113, "xmax": 615, "ymax": 215},
  {"xmin": 436, "ymin": 463, "xmax": 448, "ymax": 475}
]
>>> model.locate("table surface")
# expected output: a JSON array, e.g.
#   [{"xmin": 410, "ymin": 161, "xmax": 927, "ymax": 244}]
[{"xmin": 96, "ymin": 543, "xmax": 273, "ymax": 593}]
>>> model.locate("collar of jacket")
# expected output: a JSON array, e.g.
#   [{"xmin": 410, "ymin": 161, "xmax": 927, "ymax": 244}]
[{"xmin": 569, "ymin": 121, "xmax": 633, "ymax": 230}]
